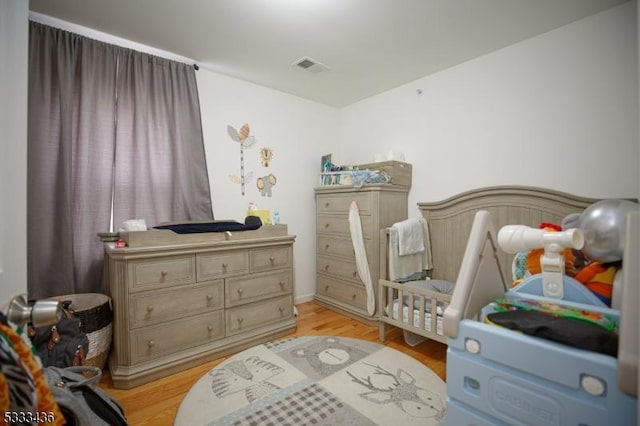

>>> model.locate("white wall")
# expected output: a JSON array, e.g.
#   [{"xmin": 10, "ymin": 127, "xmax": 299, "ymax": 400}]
[
  {"xmin": 0, "ymin": 0, "xmax": 29, "ymax": 303},
  {"xmin": 196, "ymin": 71, "xmax": 338, "ymax": 302},
  {"xmin": 338, "ymin": 1, "xmax": 639, "ymax": 214}
]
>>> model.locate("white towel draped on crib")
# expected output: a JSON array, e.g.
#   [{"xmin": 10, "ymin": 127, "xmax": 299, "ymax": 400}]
[
  {"xmin": 388, "ymin": 218, "xmax": 433, "ymax": 282},
  {"xmin": 388, "ymin": 217, "xmax": 435, "ymax": 347},
  {"xmin": 394, "ymin": 217, "xmax": 425, "ymax": 255}
]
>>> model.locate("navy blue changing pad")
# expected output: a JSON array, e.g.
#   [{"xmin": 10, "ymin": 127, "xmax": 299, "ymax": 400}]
[{"xmin": 154, "ymin": 216, "xmax": 262, "ymax": 234}]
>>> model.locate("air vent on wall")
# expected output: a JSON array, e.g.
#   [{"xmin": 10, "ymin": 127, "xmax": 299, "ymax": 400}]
[{"xmin": 293, "ymin": 56, "xmax": 328, "ymax": 73}]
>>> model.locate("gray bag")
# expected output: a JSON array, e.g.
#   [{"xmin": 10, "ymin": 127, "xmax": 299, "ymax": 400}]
[
  {"xmin": 44, "ymin": 366, "xmax": 128, "ymax": 426},
  {"xmin": 30, "ymin": 304, "xmax": 89, "ymax": 367}
]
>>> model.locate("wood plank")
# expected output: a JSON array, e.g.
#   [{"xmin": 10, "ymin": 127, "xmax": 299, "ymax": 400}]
[{"xmin": 98, "ymin": 301, "xmax": 447, "ymax": 426}]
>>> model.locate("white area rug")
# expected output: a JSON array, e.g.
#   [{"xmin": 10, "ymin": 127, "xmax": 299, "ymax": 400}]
[{"xmin": 175, "ymin": 336, "xmax": 446, "ymax": 425}]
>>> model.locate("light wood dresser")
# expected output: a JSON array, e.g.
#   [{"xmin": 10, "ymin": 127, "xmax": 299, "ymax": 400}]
[
  {"xmin": 314, "ymin": 184, "xmax": 409, "ymax": 325},
  {"xmin": 103, "ymin": 225, "xmax": 296, "ymax": 389}
]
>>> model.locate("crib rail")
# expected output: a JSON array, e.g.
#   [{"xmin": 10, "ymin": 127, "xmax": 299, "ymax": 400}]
[{"xmin": 378, "ymin": 278, "xmax": 451, "ymax": 344}]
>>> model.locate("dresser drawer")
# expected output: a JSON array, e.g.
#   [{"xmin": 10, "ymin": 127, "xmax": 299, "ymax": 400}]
[
  {"xmin": 250, "ymin": 246, "xmax": 291, "ymax": 273},
  {"xmin": 129, "ymin": 280, "xmax": 224, "ymax": 328},
  {"xmin": 131, "ymin": 310, "xmax": 224, "ymax": 363},
  {"xmin": 226, "ymin": 295, "xmax": 293, "ymax": 336},
  {"xmin": 129, "ymin": 255, "xmax": 196, "ymax": 292},
  {"xmin": 226, "ymin": 270, "xmax": 292, "ymax": 307},
  {"xmin": 317, "ymin": 255, "xmax": 369, "ymax": 284},
  {"xmin": 316, "ymin": 235, "xmax": 373, "ymax": 261},
  {"xmin": 197, "ymin": 250, "xmax": 248, "ymax": 280},
  {"xmin": 316, "ymin": 275, "xmax": 368, "ymax": 311},
  {"xmin": 316, "ymin": 215, "xmax": 372, "ymax": 238},
  {"xmin": 316, "ymin": 193, "xmax": 373, "ymax": 215}
]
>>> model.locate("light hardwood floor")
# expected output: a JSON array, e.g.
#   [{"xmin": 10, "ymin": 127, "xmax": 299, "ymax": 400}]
[{"xmin": 98, "ymin": 301, "xmax": 448, "ymax": 425}]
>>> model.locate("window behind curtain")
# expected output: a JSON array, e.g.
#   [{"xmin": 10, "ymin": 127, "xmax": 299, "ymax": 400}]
[{"xmin": 27, "ymin": 22, "xmax": 213, "ymax": 299}]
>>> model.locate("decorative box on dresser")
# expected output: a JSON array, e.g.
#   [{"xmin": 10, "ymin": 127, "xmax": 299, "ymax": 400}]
[
  {"xmin": 314, "ymin": 184, "xmax": 409, "ymax": 325},
  {"xmin": 103, "ymin": 225, "xmax": 296, "ymax": 389}
]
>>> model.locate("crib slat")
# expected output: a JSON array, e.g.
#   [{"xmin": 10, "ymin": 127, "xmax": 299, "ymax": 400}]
[{"xmin": 430, "ymin": 295, "xmax": 437, "ymax": 333}]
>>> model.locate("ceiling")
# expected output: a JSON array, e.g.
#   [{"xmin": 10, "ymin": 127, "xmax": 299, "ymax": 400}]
[{"xmin": 29, "ymin": 0, "xmax": 629, "ymax": 107}]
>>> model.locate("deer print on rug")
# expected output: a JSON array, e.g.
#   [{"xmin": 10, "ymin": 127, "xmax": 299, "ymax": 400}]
[
  {"xmin": 209, "ymin": 356, "xmax": 284, "ymax": 403},
  {"xmin": 347, "ymin": 362, "xmax": 445, "ymax": 421}
]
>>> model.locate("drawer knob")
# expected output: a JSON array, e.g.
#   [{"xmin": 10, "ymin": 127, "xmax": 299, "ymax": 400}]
[
  {"xmin": 324, "ymin": 202, "xmax": 330, "ymax": 208},
  {"xmin": 237, "ymin": 288, "xmax": 244, "ymax": 296},
  {"xmin": 207, "ymin": 325, "xmax": 214, "ymax": 332},
  {"xmin": 325, "ymin": 285, "xmax": 329, "ymax": 291},
  {"xmin": 279, "ymin": 280, "xmax": 285, "ymax": 289},
  {"xmin": 325, "ymin": 244, "xmax": 330, "ymax": 250},
  {"xmin": 269, "ymin": 256, "xmax": 275, "ymax": 264},
  {"xmin": 161, "ymin": 270, "xmax": 168, "ymax": 276},
  {"xmin": 324, "ymin": 264, "xmax": 329, "ymax": 271},
  {"xmin": 324, "ymin": 223, "xmax": 330, "ymax": 228},
  {"xmin": 148, "ymin": 340, "xmax": 155, "ymax": 348},
  {"xmin": 352, "ymin": 271, "xmax": 358, "ymax": 277},
  {"xmin": 352, "ymin": 293, "xmax": 357, "ymax": 300},
  {"xmin": 147, "ymin": 305, "xmax": 154, "ymax": 313},
  {"xmin": 206, "ymin": 294, "xmax": 213, "ymax": 301},
  {"xmin": 279, "ymin": 306, "xmax": 284, "ymax": 315},
  {"xmin": 222, "ymin": 263, "xmax": 228, "ymax": 270},
  {"xmin": 237, "ymin": 318, "xmax": 244, "ymax": 328}
]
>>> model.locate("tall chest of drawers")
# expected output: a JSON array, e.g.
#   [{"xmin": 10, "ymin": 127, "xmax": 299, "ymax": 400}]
[
  {"xmin": 104, "ymin": 226, "xmax": 296, "ymax": 389},
  {"xmin": 314, "ymin": 185, "xmax": 408, "ymax": 325}
]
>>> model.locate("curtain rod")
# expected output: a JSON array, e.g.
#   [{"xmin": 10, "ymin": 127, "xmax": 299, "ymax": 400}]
[{"xmin": 30, "ymin": 11, "xmax": 198, "ymax": 68}]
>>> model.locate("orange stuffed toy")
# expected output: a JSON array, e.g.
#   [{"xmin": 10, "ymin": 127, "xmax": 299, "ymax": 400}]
[
  {"xmin": 574, "ymin": 261, "xmax": 619, "ymax": 306},
  {"xmin": 524, "ymin": 222, "xmax": 577, "ymax": 277}
]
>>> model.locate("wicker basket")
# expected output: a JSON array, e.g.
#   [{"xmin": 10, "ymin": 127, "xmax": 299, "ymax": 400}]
[{"xmin": 51, "ymin": 293, "xmax": 113, "ymax": 370}]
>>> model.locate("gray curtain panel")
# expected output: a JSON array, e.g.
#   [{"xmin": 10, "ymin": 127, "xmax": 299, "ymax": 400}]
[
  {"xmin": 28, "ymin": 22, "xmax": 118, "ymax": 299},
  {"xmin": 113, "ymin": 50, "xmax": 213, "ymax": 228},
  {"xmin": 27, "ymin": 22, "xmax": 213, "ymax": 299}
]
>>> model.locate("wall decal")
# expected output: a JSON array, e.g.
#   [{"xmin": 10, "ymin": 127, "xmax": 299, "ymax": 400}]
[
  {"xmin": 256, "ymin": 174, "xmax": 277, "ymax": 197},
  {"xmin": 228, "ymin": 123, "xmax": 256, "ymax": 195},
  {"xmin": 260, "ymin": 147, "xmax": 274, "ymax": 167}
]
